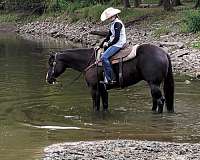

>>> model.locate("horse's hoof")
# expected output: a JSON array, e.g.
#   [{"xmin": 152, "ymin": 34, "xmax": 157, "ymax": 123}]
[
  {"xmin": 93, "ymin": 108, "xmax": 100, "ymax": 112},
  {"xmin": 103, "ymin": 109, "xmax": 109, "ymax": 113},
  {"xmin": 157, "ymin": 98, "xmax": 164, "ymax": 113},
  {"xmin": 167, "ymin": 109, "xmax": 175, "ymax": 113},
  {"xmin": 158, "ymin": 109, "xmax": 163, "ymax": 114},
  {"xmin": 152, "ymin": 110, "xmax": 157, "ymax": 114}
]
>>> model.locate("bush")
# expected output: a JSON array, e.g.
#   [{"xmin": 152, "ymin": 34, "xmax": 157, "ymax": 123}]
[
  {"xmin": 0, "ymin": 12, "xmax": 18, "ymax": 22},
  {"xmin": 75, "ymin": 4, "xmax": 107, "ymax": 22},
  {"xmin": 45, "ymin": 0, "xmax": 97, "ymax": 12},
  {"xmin": 153, "ymin": 26, "xmax": 171, "ymax": 37},
  {"xmin": 192, "ymin": 41, "xmax": 200, "ymax": 49},
  {"xmin": 185, "ymin": 10, "xmax": 200, "ymax": 33}
]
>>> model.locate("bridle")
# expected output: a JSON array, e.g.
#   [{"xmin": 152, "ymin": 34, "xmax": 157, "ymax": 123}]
[
  {"xmin": 51, "ymin": 52, "xmax": 58, "ymax": 76},
  {"xmin": 50, "ymin": 48, "xmax": 97, "ymax": 86}
]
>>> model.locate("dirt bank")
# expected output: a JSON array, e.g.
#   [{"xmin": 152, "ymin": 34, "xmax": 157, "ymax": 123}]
[{"xmin": 18, "ymin": 18, "xmax": 200, "ymax": 78}]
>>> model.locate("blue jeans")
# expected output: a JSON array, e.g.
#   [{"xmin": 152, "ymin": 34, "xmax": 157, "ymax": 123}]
[{"xmin": 101, "ymin": 46, "xmax": 121, "ymax": 82}]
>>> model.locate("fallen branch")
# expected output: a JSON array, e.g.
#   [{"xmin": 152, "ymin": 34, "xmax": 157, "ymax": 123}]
[{"xmin": 90, "ymin": 30, "xmax": 108, "ymax": 37}]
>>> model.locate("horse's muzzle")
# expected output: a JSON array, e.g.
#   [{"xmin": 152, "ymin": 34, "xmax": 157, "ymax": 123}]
[
  {"xmin": 46, "ymin": 73, "xmax": 56, "ymax": 84},
  {"xmin": 46, "ymin": 78, "xmax": 57, "ymax": 84}
]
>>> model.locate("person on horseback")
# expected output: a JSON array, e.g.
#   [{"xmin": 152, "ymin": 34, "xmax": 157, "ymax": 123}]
[{"xmin": 99, "ymin": 7, "xmax": 126, "ymax": 85}]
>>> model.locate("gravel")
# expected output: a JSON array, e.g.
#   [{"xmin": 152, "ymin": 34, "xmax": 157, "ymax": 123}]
[{"xmin": 43, "ymin": 140, "xmax": 200, "ymax": 160}]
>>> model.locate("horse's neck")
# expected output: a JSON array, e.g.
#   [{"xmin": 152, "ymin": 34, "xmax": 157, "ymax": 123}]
[{"xmin": 60, "ymin": 48, "xmax": 94, "ymax": 72}]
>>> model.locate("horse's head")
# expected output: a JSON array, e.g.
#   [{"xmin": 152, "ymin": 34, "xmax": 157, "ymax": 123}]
[{"xmin": 46, "ymin": 53, "xmax": 66, "ymax": 84}]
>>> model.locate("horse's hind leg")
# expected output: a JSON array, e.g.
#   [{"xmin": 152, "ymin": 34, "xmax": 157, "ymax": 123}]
[
  {"xmin": 149, "ymin": 83, "xmax": 165, "ymax": 113},
  {"xmin": 152, "ymin": 98, "xmax": 158, "ymax": 112},
  {"xmin": 99, "ymin": 84, "xmax": 108, "ymax": 111}
]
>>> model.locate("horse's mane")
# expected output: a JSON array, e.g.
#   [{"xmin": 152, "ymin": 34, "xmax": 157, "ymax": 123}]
[{"xmin": 57, "ymin": 48, "xmax": 94, "ymax": 55}]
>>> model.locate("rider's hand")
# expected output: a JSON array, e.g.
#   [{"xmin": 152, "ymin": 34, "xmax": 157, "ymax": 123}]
[{"xmin": 103, "ymin": 42, "xmax": 108, "ymax": 48}]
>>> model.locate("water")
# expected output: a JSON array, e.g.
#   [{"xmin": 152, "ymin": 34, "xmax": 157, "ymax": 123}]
[{"xmin": 0, "ymin": 33, "xmax": 200, "ymax": 160}]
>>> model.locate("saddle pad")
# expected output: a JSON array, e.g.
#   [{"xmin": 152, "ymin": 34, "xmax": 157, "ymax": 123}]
[{"xmin": 97, "ymin": 44, "xmax": 140, "ymax": 66}]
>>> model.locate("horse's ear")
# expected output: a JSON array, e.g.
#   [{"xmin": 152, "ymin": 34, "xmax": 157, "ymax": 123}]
[
  {"xmin": 49, "ymin": 51, "xmax": 55, "ymax": 58},
  {"xmin": 48, "ymin": 52, "xmax": 55, "ymax": 66}
]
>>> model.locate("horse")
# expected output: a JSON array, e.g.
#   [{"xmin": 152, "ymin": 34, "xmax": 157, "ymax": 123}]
[{"xmin": 46, "ymin": 44, "xmax": 174, "ymax": 113}]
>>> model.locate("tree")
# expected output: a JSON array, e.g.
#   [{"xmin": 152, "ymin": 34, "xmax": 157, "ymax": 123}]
[
  {"xmin": 158, "ymin": 0, "xmax": 164, "ymax": 6},
  {"xmin": 163, "ymin": 0, "xmax": 173, "ymax": 11},
  {"xmin": 134, "ymin": 0, "xmax": 140, "ymax": 7},
  {"xmin": 172, "ymin": 0, "xmax": 182, "ymax": 6},
  {"xmin": 195, "ymin": 0, "xmax": 200, "ymax": 8},
  {"xmin": 122, "ymin": 0, "xmax": 131, "ymax": 8}
]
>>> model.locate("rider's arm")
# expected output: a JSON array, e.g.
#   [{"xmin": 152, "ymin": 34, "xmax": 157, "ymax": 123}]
[
  {"xmin": 108, "ymin": 22, "xmax": 122, "ymax": 47},
  {"xmin": 99, "ymin": 30, "xmax": 112, "ymax": 48}
]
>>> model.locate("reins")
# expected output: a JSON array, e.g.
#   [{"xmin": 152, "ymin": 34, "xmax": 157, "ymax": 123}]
[
  {"xmin": 53, "ymin": 48, "xmax": 97, "ymax": 88},
  {"xmin": 84, "ymin": 47, "xmax": 100, "ymax": 72}
]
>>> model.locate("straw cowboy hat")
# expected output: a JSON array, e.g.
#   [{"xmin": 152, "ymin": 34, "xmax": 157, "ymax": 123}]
[{"xmin": 100, "ymin": 7, "xmax": 121, "ymax": 21}]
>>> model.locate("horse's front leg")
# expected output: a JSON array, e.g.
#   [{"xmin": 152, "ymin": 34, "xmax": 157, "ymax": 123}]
[
  {"xmin": 99, "ymin": 83, "xmax": 108, "ymax": 111},
  {"xmin": 90, "ymin": 87, "xmax": 100, "ymax": 111},
  {"xmin": 152, "ymin": 98, "xmax": 157, "ymax": 112}
]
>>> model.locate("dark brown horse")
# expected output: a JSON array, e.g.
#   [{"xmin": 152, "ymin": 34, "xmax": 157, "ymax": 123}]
[{"xmin": 46, "ymin": 44, "xmax": 174, "ymax": 113}]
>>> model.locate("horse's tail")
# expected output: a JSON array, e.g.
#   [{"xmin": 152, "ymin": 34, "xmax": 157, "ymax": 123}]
[{"xmin": 163, "ymin": 54, "xmax": 174, "ymax": 112}]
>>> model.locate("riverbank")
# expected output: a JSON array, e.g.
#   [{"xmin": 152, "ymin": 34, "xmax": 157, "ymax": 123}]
[
  {"xmin": 18, "ymin": 17, "xmax": 200, "ymax": 78},
  {"xmin": 43, "ymin": 140, "xmax": 200, "ymax": 160},
  {"xmin": 16, "ymin": 7, "xmax": 200, "ymax": 78}
]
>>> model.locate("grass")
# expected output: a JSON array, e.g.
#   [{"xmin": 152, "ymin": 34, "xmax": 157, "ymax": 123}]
[
  {"xmin": 70, "ymin": 4, "xmax": 108, "ymax": 22},
  {"xmin": 153, "ymin": 26, "xmax": 171, "ymax": 37},
  {"xmin": 0, "ymin": 1, "xmax": 198, "ymax": 38},
  {"xmin": 0, "ymin": 12, "xmax": 18, "ymax": 23},
  {"xmin": 72, "ymin": 5, "xmax": 162, "ymax": 23},
  {"xmin": 191, "ymin": 41, "xmax": 200, "ymax": 49}
]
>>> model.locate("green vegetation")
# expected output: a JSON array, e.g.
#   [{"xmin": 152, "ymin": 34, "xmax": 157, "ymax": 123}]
[
  {"xmin": 69, "ymin": 4, "xmax": 107, "ymax": 22},
  {"xmin": 185, "ymin": 10, "xmax": 200, "ymax": 33},
  {"xmin": 154, "ymin": 26, "xmax": 171, "ymax": 37},
  {"xmin": 192, "ymin": 41, "xmax": 200, "ymax": 48},
  {"xmin": 0, "ymin": 12, "xmax": 18, "ymax": 23},
  {"xmin": 1, "ymin": 0, "xmax": 200, "ymax": 35}
]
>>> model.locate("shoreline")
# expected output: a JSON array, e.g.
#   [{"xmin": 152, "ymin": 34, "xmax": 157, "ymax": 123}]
[
  {"xmin": 43, "ymin": 140, "xmax": 200, "ymax": 160},
  {"xmin": 0, "ymin": 23, "xmax": 17, "ymax": 33},
  {"xmin": 17, "ymin": 19, "xmax": 200, "ymax": 78},
  {"xmin": 1, "ymin": 20, "xmax": 200, "ymax": 78}
]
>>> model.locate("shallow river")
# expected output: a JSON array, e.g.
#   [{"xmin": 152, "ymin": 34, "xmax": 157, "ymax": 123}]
[{"xmin": 0, "ymin": 34, "xmax": 200, "ymax": 160}]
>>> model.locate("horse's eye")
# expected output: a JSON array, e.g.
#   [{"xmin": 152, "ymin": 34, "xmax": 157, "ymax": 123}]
[{"xmin": 48, "ymin": 60, "xmax": 52, "ymax": 66}]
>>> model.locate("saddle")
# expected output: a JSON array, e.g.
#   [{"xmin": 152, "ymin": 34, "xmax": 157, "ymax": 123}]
[
  {"xmin": 97, "ymin": 44, "xmax": 140, "ymax": 66},
  {"xmin": 95, "ymin": 44, "xmax": 140, "ymax": 89}
]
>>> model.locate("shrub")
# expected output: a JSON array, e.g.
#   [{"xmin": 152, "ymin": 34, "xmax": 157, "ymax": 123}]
[
  {"xmin": 185, "ymin": 10, "xmax": 200, "ymax": 33},
  {"xmin": 76, "ymin": 4, "xmax": 107, "ymax": 22},
  {"xmin": 153, "ymin": 26, "xmax": 171, "ymax": 37}
]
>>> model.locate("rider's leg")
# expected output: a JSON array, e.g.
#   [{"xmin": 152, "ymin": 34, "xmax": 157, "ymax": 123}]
[{"xmin": 101, "ymin": 46, "xmax": 120, "ymax": 82}]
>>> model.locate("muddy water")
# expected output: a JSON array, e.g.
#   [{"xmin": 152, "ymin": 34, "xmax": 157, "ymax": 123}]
[{"xmin": 0, "ymin": 34, "xmax": 200, "ymax": 160}]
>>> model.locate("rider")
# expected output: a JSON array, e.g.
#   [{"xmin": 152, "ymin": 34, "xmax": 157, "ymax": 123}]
[{"xmin": 99, "ymin": 7, "xmax": 126, "ymax": 85}]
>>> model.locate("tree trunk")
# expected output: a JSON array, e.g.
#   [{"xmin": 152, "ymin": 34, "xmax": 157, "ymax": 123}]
[
  {"xmin": 122, "ymin": 0, "xmax": 131, "ymax": 8},
  {"xmin": 158, "ymin": 0, "xmax": 164, "ymax": 6},
  {"xmin": 163, "ymin": 0, "xmax": 173, "ymax": 11},
  {"xmin": 172, "ymin": 0, "xmax": 182, "ymax": 6},
  {"xmin": 195, "ymin": 0, "xmax": 200, "ymax": 8},
  {"xmin": 134, "ymin": 0, "xmax": 140, "ymax": 7}
]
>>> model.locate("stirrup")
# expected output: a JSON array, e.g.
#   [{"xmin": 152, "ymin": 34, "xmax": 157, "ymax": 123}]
[{"xmin": 99, "ymin": 80, "xmax": 116, "ymax": 85}]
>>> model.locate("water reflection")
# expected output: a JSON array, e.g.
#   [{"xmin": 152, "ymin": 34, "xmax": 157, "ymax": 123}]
[{"xmin": 0, "ymin": 33, "xmax": 200, "ymax": 160}]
